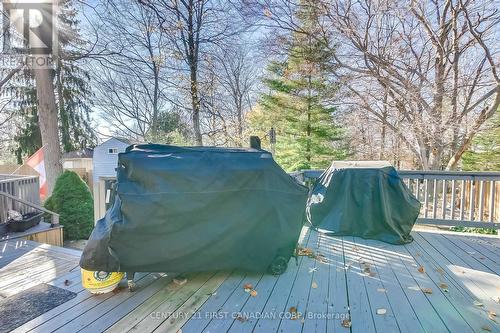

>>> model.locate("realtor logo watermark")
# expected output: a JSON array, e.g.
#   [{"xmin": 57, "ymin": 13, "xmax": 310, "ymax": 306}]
[{"xmin": 1, "ymin": 0, "xmax": 57, "ymax": 68}]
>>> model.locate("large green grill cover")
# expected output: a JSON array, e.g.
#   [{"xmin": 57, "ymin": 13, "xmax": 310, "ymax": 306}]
[
  {"xmin": 307, "ymin": 165, "xmax": 421, "ymax": 244},
  {"xmin": 80, "ymin": 144, "xmax": 308, "ymax": 274}
]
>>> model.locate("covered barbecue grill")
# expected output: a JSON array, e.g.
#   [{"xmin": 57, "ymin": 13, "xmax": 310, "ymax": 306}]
[
  {"xmin": 80, "ymin": 144, "xmax": 309, "ymax": 279},
  {"xmin": 307, "ymin": 163, "xmax": 421, "ymax": 244}
]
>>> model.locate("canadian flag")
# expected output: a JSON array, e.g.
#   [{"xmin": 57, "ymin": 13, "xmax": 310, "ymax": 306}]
[{"xmin": 26, "ymin": 147, "xmax": 48, "ymax": 200}]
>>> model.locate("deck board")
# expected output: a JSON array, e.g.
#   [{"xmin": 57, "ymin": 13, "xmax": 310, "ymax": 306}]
[
  {"xmin": 407, "ymin": 234, "xmax": 499, "ymax": 333},
  {"xmin": 416, "ymin": 232, "xmax": 500, "ymax": 304},
  {"xmin": 342, "ymin": 236, "xmax": 377, "ymax": 333},
  {"xmin": 1, "ymin": 229, "xmax": 499, "ymax": 333},
  {"xmin": 251, "ymin": 227, "xmax": 313, "ymax": 333},
  {"xmin": 181, "ymin": 270, "xmax": 246, "ymax": 333},
  {"xmin": 360, "ymin": 238, "xmax": 424, "ymax": 333},
  {"xmin": 350, "ymin": 236, "xmax": 401, "ymax": 333},
  {"xmin": 325, "ymin": 235, "xmax": 350, "ymax": 333}
]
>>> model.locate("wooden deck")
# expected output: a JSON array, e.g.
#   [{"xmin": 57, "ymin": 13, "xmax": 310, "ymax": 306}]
[{"xmin": 1, "ymin": 228, "xmax": 499, "ymax": 333}]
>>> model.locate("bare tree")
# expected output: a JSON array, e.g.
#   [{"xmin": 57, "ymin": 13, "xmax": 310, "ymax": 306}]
[
  {"xmin": 198, "ymin": 44, "xmax": 258, "ymax": 146},
  {"xmin": 326, "ymin": 0, "xmax": 500, "ymax": 170},
  {"xmin": 90, "ymin": 0, "xmax": 180, "ymax": 141},
  {"xmin": 247, "ymin": 0, "xmax": 500, "ymax": 170},
  {"xmin": 138, "ymin": 0, "xmax": 245, "ymax": 145},
  {"xmin": 0, "ymin": 64, "xmax": 23, "ymax": 91},
  {"xmin": 215, "ymin": 45, "xmax": 257, "ymax": 146}
]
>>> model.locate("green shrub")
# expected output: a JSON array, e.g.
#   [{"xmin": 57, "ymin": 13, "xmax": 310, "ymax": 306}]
[
  {"xmin": 449, "ymin": 226, "xmax": 497, "ymax": 235},
  {"xmin": 44, "ymin": 170, "xmax": 94, "ymax": 240}
]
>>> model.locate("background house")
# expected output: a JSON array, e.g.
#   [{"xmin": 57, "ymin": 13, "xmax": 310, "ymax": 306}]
[
  {"xmin": 92, "ymin": 137, "xmax": 131, "ymax": 185},
  {"xmin": 92, "ymin": 137, "xmax": 131, "ymax": 222}
]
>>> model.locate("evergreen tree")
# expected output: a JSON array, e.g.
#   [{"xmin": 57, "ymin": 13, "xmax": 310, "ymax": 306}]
[
  {"xmin": 462, "ymin": 108, "xmax": 500, "ymax": 171},
  {"xmin": 248, "ymin": 1, "xmax": 347, "ymax": 171},
  {"xmin": 13, "ymin": 0, "xmax": 96, "ymax": 163}
]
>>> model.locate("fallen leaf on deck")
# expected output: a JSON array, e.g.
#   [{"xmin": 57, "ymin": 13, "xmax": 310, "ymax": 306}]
[
  {"xmin": 377, "ymin": 288, "xmax": 386, "ymax": 293},
  {"xmin": 481, "ymin": 325, "xmax": 492, "ymax": 331},
  {"xmin": 314, "ymin": 254, "xmax": 327, "ymax": 263},
  {"xmin": 439, "ymin": 283, "xmax": 448, "ymax": 289},
  {"xmin": 376, "ymin": 308, "xmax": 387, "ymax": 315},
  {"xmin": 289, "ymin": 306, "xmax": 300, "ymax": 320},
  {"xmin": 436, "ymin": 267, "xmax": 445, "ymax": 275},
  {"xmin": 363, "ymin": 266, "xmax": 371, "ymax": 273},
  {"xmin": 250, "ymin": 289, "xmax": 258, "ymax": 297},
  {"xmin": 312, "ymin": 281, "xmax": 318, "ymax": 289},
  {"xmin": 297, "ymin": 247, "xmax": 314, "ymax": 257},
  {"xmin": 417, "ymin": 266, "xmax": 425, "ymax": 273},
  {"xmin": 341, "ymin": 319, "xmax": 352, "ymax": 328},
  {"xmin": 415, "ymin": 251, "xmax": 421, "ymax": 257},
  {"xmin": 243, "ymin": 283, "xmax": 253, "ymax": 290},
  {"xmin": 473, "ymin": 300, "xmax": 484, "ymax": 307},
  {"xmin": 488, "ymin": 311, "xmax": 497, "ymax": 322},
  {"xmin": 352, "ymin": 246, "xmax": 360, "ymax": 252},
  {"xmin": 369, "ymin": 272, "xmax": 376, "ymax": 277},
  {"xmin": 421, "ymin": 288, "xmax": 433, "ymax": 294},
  {"xmin": 236, "ymin": 314, "xmax": 248, "ymax": 322}
]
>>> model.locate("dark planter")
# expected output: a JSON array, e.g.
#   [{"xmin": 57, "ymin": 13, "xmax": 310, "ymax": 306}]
[{"xmin": 7, "ymin": 212, "xmax": 43, "ymax": 232}]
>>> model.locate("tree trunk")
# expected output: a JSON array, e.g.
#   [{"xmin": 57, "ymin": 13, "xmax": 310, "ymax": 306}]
[
  {"xmin": 33, "ymin": 61, "xmax": 62, "ymax": 196},
  {"xmin": 56, "ymin": 58, "xmax": 71, "ymax": 152},
  {"xmin": 151, "ymin": 66, "xmax": 159, "ymax": 142},
  {"xmin": 306, "ymin": 74, "xmax": 312, "ymax": 163},
  {"xmin": 236, "ymin": 98, "xmax": 243, "ymax": 147},
  {"xmin": 190, "ymin": 68, "xmax": 202, "ymax": 145},
  {"xmin": 380, "ymin": 91, "xmax": 387, "ymax": 159}
]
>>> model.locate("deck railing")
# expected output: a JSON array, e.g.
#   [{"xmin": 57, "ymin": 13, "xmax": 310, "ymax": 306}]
[
  {"xmin": 0, "ymin": 174, "xmax": 40, "ymax": 223},
  {"xmin": 295, "ymin": 169, "xmax": 500, "ymax": 229}
]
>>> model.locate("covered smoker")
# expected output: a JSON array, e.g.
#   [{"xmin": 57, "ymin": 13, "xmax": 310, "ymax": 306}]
[
  {"xmin": 307, "ymin": 163, "xmax": 421, "ymax": 244},
  {"xmin": 80, "ymin": 144, "xmax": 309, "ymax": 280}
]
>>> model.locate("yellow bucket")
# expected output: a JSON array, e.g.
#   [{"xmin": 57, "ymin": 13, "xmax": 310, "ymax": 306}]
[{"xmin": 81, "ymin": 269, "xmax": 124, "ymax": 294}]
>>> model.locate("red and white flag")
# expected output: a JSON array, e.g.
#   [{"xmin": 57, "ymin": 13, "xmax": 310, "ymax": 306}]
[{"xmin": 26, "ymin": 147, "xmax": 48, "ymax": 200}]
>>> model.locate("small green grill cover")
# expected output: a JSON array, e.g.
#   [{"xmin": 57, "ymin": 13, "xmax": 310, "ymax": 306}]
[
  {"xmin": 80, "ymin": 144, "xmax": 308, "ymax": 273},
  {"xmin": 307, "ymin": 165, "xmax": 421, "ymax": 244}
]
